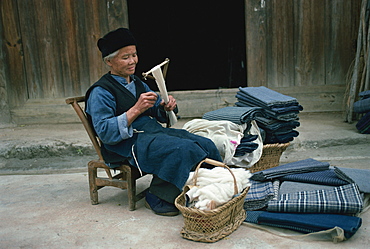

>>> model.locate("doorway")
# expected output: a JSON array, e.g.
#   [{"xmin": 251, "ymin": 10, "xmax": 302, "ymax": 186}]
[{"xmin": 127, "ymin": 1, "xmax": 246, "ymax": 91}]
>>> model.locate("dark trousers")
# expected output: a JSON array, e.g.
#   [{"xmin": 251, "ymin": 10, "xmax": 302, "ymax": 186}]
[{"xmin": 149, "ymin": 175, "xmax": 181, "ymax": 203}]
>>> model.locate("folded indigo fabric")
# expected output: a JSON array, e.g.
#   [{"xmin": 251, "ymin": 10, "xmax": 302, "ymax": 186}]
[
  {"xmin": 359, "ymin": 90, "xmax": 370, "ymax": 99},
  {"xmin": 267, "ymin": 184, "xmax": 363, "ymax": 214},
  {"xmin": 237, "ymin": 86, "xmax": 299, "ymax": 108},
  {"xmin": 334, "ymin": 167, "xmax": 370, "ymax": 193},
  {"xmin": 245, "ymin": 211, "xmax": 263, "ymax": 224},
  {"xmin": 202, "ymin": 106, "xmax": 264, "ymax": 125},
  {"xmin": 235, "ymin": 100, "xmax": 299, "ymax": 121},
  {"xmin": 244, "ymin": 180, "xmax": 275, "ymax": 210},
  {"xmin": 254, "ymin": 211, "xmax": 362, "ymax": 239},
  {"xmin": 278, "ymin": 181, "xmax": 336, "ymax": 196},
  {"xmin": 255, "ymin": 117, "xmax": 300, "ymax": 132},
  {"xmin": 278, "ymin": 169, "xmax": 348, "ymax": 186},
  {"xmin": 264, "ymin": 130, "xmax": 299, "ymax": 144},
  {"xmin": 353, "ymin": 98, "xmax": 370, "ymax": 113},
  {"xmin": 234, "ymin": 142, "xmax": 259, "ymax": 156},
  {"xmin": 251, "ymin": 158, "xmax": 330, "ymax": 181},
  {"xmin": 356, "ymin": 112, "xmax": 370, "ymax": 134},
  {"xmin": 235, "ymin": 135, "xmax": 259, "ymax": 156}
]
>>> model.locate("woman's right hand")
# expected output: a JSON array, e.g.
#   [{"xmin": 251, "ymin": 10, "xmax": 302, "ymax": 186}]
[{"xmin": 126, "ymin": 92, "xmax": 158, "ymax": 125}]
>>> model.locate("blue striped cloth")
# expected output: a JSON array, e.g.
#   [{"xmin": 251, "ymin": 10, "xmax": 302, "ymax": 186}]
[
  {"xmin": 245, "ymin": 211, "xmax": 362, "ymax": 239},
  {"xmin": 278, "ymin": 169, "xmax": 348, "ymax": 186},
  {"xmin": 202, "ymin": 106, "xmax": 264, "ymax": 125},
  {"xmin": 356, "ymin": 111, "xmax": 370, "ymax": 134},
  {"xmin": 251, "ymin": 158, "xmax": 330, "ymax": 181},
  {"xmin": 267, "ymin": 184, "xmax": 363, "ymax": 214}
]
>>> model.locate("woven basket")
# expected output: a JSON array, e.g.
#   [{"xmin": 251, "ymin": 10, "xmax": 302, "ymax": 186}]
[
  {"xmin": 248, "ymin": 142, "xmax": 290, "ymax": 173},
  {"xmin": 175, "ymin": 158, "xmax": 250, "ymax": 243}
]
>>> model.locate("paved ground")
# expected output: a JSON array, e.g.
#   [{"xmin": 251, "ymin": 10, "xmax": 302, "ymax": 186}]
[{"xmin": 0, "ymin": 112, "xmax": 369, "ymax": 248}]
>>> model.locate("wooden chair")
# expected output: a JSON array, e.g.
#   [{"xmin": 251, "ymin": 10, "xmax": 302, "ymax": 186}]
[{"xmin": 65, "ymin": 96, "xmax": 147, "ymax": 211}]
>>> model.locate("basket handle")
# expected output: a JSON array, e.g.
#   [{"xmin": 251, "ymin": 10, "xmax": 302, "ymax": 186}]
[{"xmin": 192, "ymin": 158, "xmax": 238, "ymax": 196}]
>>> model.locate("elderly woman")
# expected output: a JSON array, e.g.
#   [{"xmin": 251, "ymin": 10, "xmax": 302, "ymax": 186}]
[{"xmin": 85, "ymin": 28, "xmax": 221, "ymax": 216}]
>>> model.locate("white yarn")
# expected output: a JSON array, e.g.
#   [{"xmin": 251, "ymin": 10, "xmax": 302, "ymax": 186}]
[{"xmin": 185, "ymin": 167, "xmax": 252, "ymax": 210}]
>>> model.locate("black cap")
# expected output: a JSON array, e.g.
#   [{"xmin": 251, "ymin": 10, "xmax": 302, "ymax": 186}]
[{"xmin": 97, "ymin": 28, "xmax": 137, "ymax": 58}]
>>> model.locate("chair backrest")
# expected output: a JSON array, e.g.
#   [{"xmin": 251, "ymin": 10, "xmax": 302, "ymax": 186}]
[{"xmin": 65, "ymin": 96, "xmax": 104, "ymax": 161}]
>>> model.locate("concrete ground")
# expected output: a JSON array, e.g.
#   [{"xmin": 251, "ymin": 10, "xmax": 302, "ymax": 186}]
[{"xmin": 0, "ymin": 112, "xmax": 369, "ymax": 248}]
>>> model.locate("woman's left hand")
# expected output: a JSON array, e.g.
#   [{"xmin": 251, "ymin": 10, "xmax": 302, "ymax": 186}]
[{"xmin": 161, "ymin": 95, "xmax": 177, "ymax": 111}]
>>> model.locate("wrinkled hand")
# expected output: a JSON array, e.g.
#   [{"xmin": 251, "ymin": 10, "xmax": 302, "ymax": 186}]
[
  {"xmin": 133, "ymin": 92, "xmax": 158, "ymax": 114},
  {"xmin": 161, "ymin": 95, "xmax": 177, "ymax": 111}
]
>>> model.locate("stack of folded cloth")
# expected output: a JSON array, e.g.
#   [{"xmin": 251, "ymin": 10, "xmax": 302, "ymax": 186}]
[
  {"xmin": 243, "ymin": 158, "xmax": 369, "ymax": 241},
  {"xmin": 354, "ymin": 90, "xmax": 370, "ymax": 134},
  {"xmin": 235, "ymin": 86, "xmax": 303, "ymax": 144}
]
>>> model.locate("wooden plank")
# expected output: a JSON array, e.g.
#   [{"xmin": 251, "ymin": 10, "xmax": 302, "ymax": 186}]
[
  {"xmin": 0, "ymin": 0, "xmax": 27, "ymax": 107},
  {"xmin": 325, "ymin": 1, "xmax": 361, "ymax": 86},
  {"xmin": 106, "ymin": 0, "xmax": 129, "ymax": 31},
  {"xmin": 294, "ymin": 0, "xmax": 326, "ymax": 86},
  {"xmin": 0, "ymin": 7, "xmax": 12, "ymax": 124},
  {"xmin": 267, "ymin": 0, "xmax": 295, "ymax": 87},
  {"xmin": 245, "ymin": 0, "xmax": 267, "ymax": 87}
]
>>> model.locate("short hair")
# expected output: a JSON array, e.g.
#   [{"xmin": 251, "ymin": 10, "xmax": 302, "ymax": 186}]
[{"xmin": 103, "ymin": 50, "xmax": 119, "ymax": 64}]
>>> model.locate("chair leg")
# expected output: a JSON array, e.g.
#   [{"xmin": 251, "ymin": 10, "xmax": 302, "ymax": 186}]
[
  {"xmin": 124, "ymin": 166, "xmax": 137, "ymax": 211},
  {"xmin": 88, "ymin": 163, "xmax": 99, "ymax": 205}
]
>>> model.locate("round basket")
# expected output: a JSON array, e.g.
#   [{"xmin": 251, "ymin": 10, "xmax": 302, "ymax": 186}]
[
  {"xmin": 248, "ymin": 142, "xmax": 290, "ymax": 173},
  {"xmin": 175, "ymin": 158, "xmax": 250, "ymax": 243}
]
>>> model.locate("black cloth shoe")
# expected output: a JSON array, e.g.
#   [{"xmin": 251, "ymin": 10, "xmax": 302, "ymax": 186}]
[{"xmin": 145, "ymin": 191, "xmax": 179, "ymax": 216}]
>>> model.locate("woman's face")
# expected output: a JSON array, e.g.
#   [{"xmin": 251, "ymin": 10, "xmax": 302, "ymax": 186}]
[{"xmin": 107, "ymin": 45, "xmax": 138, "ymax": 81}]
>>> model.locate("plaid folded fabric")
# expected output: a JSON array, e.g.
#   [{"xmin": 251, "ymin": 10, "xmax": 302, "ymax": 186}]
[
  {"xmin": 244, "ymin": 180, "xmax": 276, "ymax": 210},
  {"xmin": 251, "ymin": 158, "xmax": 330, "ymax": 181},
  {"xmin": 267, "ymin": 184, "xmax": 363, "ymax": 214},
  {"xmin": 278, "ymin": 169, "xmax": 348, "ymax": 186},
  {"xmin": 252, "ymin": 211, "xmax": 362, "ymax": 239},
  {"xmin": 334, "ymin": 167, "xmax": 370, "ymax": 193},
  {"xmin": 202, "ymin": 106, "xmax": 264, "ymax": 125}
]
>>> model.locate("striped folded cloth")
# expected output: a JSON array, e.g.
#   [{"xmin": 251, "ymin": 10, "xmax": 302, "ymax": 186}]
[
  {"xmin": 202, "ymin": 106, "xmax": 264, "ymax": 125},
  {"xmin": 278, "ymin": 169, "xmax": 348, "ymax": 186},
  {"xmin": 267, "ymin": 183, "xmax": 363, "ymax": 214},
  {"xmin": 251, "ymin": 158, "xmax": 330, "ymax": 181},
  {"xmin": 356, "ymin": 112, "xmax": 370, "ymax": 134}
]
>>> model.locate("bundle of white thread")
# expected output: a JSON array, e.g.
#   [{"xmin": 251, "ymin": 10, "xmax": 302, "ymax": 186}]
[{"xmin": 185, "ymin": 167, "xmax": 252, "ymax": 210}]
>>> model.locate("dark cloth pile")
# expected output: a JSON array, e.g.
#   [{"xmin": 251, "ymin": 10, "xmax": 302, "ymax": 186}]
[
  {"xmin": 244, "ymin": 158, "xmax": 370, "ymax": 240},
  {"xmin": 354, "ymin": 90, "xmax": 370, "ymax": 134},
  {"xmin": 235, "ymin": 86, "xmax": 303, "ymax": 144}
]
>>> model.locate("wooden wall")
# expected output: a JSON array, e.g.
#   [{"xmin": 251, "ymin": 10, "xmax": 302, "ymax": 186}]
[
  {"xmin": 0, "ymin": 0, "xmax": 129, "ymax": 108},
  {"xmin": 0, "ymin": 0, "xmax": 363, "ymax": 124},
  {"xmin": 245, "ymin": 0, "xmax": 360, "ymax": 87}
]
